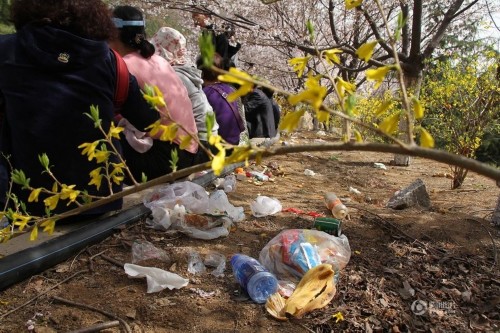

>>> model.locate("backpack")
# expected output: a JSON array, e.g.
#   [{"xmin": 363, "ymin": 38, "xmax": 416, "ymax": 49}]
[{"xmin": 111, "ymin": 48, "xmax": 129, "ymax": 114}]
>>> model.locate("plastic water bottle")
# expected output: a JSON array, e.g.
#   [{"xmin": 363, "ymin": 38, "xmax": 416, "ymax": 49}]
[
  {"xmin": 230, "ymin": 254, "xmax": 278, "ymax": 303},
  {"xmin": 223, "ymin": 174, "xmax": 237, "ymax": 193},
  {"xmin": 324, "ymin": 192, "xmax": 348, "ymax": 219}
]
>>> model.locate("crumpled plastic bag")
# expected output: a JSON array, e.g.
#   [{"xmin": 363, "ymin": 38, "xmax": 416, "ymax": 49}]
[
  {"xmin": 143, "ymin": 181, "xmax": 209, "ymax": 214},
  {"xmin": 250, "ymin": 195, "xmax": 282, "ymax": 217},
  {"xmin": 207, "ymin": 190, "xmax": 245, "ymax": 222},
  {"xmin": 146, "ymin": 204, "xmax": 232, "ymax": 240},
  {"xmin": 259, "ymin": 229, "xmax": 351, "ymax": 282},
  {"xmin": 124, "ymin": 263, "xmax": 189, "ymax": 293},
  {"xmin": 204, "ymin": 251, "xmax": 226, "ymax": 277},
  {"xmin": 131, "ymin": 239, "xmax": 170, "ymax": 264}
]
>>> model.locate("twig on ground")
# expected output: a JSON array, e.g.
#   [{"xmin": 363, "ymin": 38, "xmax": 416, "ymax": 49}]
[
  {"xmin": 66, "ymin": 320, "xmax": 120, "ymax": 333},
  {"xmin": 0, "ymin": 270, "xmax": 87, "ymax": 320},
  {"xmin": 87, "ymin": 250, "xmax": 107, "ymax": 272},
  {"xmin": 465, "ymin": 218, "xmax": 498, "ymax": 268},
  {"xmin": 52, "ymin": 296, "xmax": 131, "ymax": 333},
  {"xmin": 298, "ymin": 323, "xmax": 316, "ymax": 333},
  {"xmin": 101, "ymin": 254, "xmax": 125, "ymax": 268}
]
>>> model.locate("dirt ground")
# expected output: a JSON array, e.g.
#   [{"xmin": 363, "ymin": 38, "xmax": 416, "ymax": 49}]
[{"xmin": 0, "ymin": 131, "xmax": 499, "ymax": 333}]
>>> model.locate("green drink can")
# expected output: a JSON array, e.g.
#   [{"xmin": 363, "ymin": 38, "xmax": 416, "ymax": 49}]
[{"xmin": 313, "ymin": 217, "xmax": 342, "ymax": 236}]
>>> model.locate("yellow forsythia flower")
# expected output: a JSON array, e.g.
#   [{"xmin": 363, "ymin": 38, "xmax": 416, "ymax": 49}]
[
  {"xmin": 159, "ymin": 124, "xmax": 178, "ymax": 142},
  {"xmin": 378, "ymin": 112, "xmax": 400, "ymax": 134},
  {"xmin": 41, "ymin": 219, "xmax": 56, "ymax": 235},
  {"xmin": 30, "ymin": 226, "xmax": 38, "ymax": 241},
  {"xmin": 108, "ymin": 122, "xmax": 124, "ymax": 139},
  {"xmin": 419, "ymin": 127, "xmax": 435, "ymax": 148},
  {"xmin": 78, "ymin": 141, "xmax": 99, "ymax": 161},
  {"xmin": 12, "ymin": 213, "xmax": 32, "ymax": 231},
  {"xmin": 323, "ymin": 49, "xmax": 342, "ymax": 65},
  {"xmin": 412, "ymin": 97, "xmax": 424, "ymax": 119},
  {"xmin": 88, "ymin": 167, "xmax": 103, "ymax": 190},
  {"xmin": 211, "ymin": 148, "xmax": 226, "ymax": 176},
  {"xmin": 375, "ymin": 100, "xmax": 393, "ymax": 116},
  {"xmin": 356, "ymin": 41, "xmax": 378, "ymax": 62},
  {"xmin": 44, "ymin": 194, "xmax": 60, "ymax": 211},
  {"xmin": 336, "ymin": 77, "xmax": 356, "ymax": 99},
  {"xmin": 218, "ymin": 68, "xmax": 254, "ymax": 102},
  {"xmin": 146, "ymin": 120, "xmax": 163, "ymax": 137},
  {"xmin": 332, "ymin": 311, "xmax": 345, "ymax": 323},
  {"xmin": 345, "ymin": 0, "xmax": 363, "ymax": 10},
  {"xmin": 354, "ymin": 129, "xmax": 363, "ymax": 142},
  {"xmin": 288, "ymin": 56, "xmax": 310, "ymax": 78},
  {"xmin": 288, "ymin": 75, "xmax": 328, "ymax": 111},
  {"xmin": 317, "ymin": 110, "xmax": 330, "ymax": 124},
  {"xmin": 279, "ymin": 109, "xmax": 306, "ymax": 133},
  {"xmin": 226, "ymin": 146, "xmax": 253, "ymax": 164},
  {"xmin": 94, "ymin": 150, "xmax": 111, "ymax": 164},
  {"xmin": 366, "ymin": 66, "xmax": 392, "ymax": 89},
  {"xmin": 179, "ymin": 135, "xmax": 192, "ymax": 150},
  {"xmin": 143, "ymin": 85, "xmax": 166, "ymax": 108},
  {"xmin": 28, "ymin": 188, "xmax": 42, "ymax": 203},
  {"xmin": 59, "ymin": 184, "xmax": 80, "ymax": 203}
]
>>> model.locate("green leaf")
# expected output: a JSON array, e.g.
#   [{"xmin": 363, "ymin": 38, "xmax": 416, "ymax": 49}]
[
  {"xmin": 306, "ymin": 20, "xmax": 315, "ymax": 42},
  {"xmin": 38, "ymin": 154, "xmax": 50, "ymax": 170},
  {"xmin": 169, "ymin": 148, "xmax": 179, "ymax": 172},
  {"xmin": 11, "ymin": 169, "xmax": 29, "ymax": 189},
  {"xmin": 199, "ymin": 34, "xmax": 215, "ymax": 69}
]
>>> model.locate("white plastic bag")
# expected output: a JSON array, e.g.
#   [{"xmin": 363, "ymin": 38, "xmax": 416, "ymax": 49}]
[
  {"xmin": 131, "ymin": 239, "xmax": 170, "ymax": 264},
  {"xmin": 143, "ymin": 181, "xmax": 209, "ymax": 214},
  {"xmin": 208, "ymin": 190, "xmax": 245, "ymax": 222},
  {"xmin": 250, "ymin": 195, "xmax": 282, "ymax": 217},
  {"xmin": 124, "ymin": 263, "xmax": 189, "ymax": 293}
]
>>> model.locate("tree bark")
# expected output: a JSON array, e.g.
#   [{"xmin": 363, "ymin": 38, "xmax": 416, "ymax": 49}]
[
  {"xmin": 393, "ymin": 71, "xmax": 423, "ymax": 166},
  {"xmin": 493, "ymin": 191, "xmax": 500, "ymax": 227}
]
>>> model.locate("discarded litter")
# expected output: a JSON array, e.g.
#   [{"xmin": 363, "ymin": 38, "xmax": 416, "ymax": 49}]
[
  {"xmin": 131, "ymin": 239, "xmax": 170, "ymax": 264},
  {"xmin": 324, "ymin": 192, "xmax": 348, "ymax": 219},
  {"xmin": 313, "ymin": 217, "xmax": 342, "ymax": 236},
  {"xmin": 349, "ymin": 186, "xmax": 361, "ymax": 195},
  {"xmin": 250, "ymin": 196, "xmax": 282, "ymax": 217},
  {"xmin": 304, "ymin": 169, "xmax": 316, "ymax": 176},
  {"xmin": 124, "ymin": 263, "xmax": 189, "ymax": 293},
  {"xmin": 204, "ymin": 251, "xmax": 226, "ymax": 277},
  {"xmin": 143, "ymin": 181, "xmax": 209, "ymax": 214},
  {"xmin": 187, "ymin": 251, "xmax": 206, "ymax": 275},
  {"xmin": 208, "ymin": 190, "xmax": 245, "ymax": 222},
  {"xmin": 231, "ymin": 254, "xmax": 278, "ymax": 304},
  {"xmin": 259, "ymin": 229, "xmax": 351, "ymax": 282},
  {"xmin": 373, "ymin": 162, "xmax": 387, "ymax": 170}
]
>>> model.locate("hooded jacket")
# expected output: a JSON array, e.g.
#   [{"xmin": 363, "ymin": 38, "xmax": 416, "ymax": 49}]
[
  {"xmin": 174, "ymin": 65, "xmax": 219, "ymax": 142},
  {"xmin": 0, "ymin": 25, "xmax": 158, "ymax": 216}
]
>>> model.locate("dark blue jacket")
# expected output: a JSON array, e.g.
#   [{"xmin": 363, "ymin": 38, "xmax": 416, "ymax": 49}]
[
  {"xmin": 243, "ymin": 88, "xmax": 276, "ymax": 139},
  {"xmin": 0, "ymin": 25, "xmax": 158, "ymax": 216}
]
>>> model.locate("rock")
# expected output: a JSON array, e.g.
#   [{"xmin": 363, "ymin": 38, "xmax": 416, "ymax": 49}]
[{"xmin": 387, "ymin": 179, "xmax": 431, "ymax": 209}]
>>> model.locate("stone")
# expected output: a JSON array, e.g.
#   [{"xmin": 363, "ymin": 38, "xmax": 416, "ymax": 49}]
[{"xmin": 387, "ymin": 179, "xmax": 431, "ymax": 209}]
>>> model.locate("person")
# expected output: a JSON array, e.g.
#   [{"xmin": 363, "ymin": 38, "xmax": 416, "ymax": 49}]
[
  {"xmin": 0, "ymin": 0, "xmax": 158, "ymax": 217},
  {"xmin": 192, "ymin": 12, "xmax": 240, "ymax": 70},
  {"xmin": 199, "ymin": 54, "xmax": 248, "ymax": 146},
  {"xmin": 261, "ymin": 86, "xmax": 281, "ymax": 132},
  {"xmin": 111, "ymin": 6, "xmax": 199, "ymax": 180},
  {"xmin": 150, "ymin": 26, "xmax": 219, "ymax": 165},
  {"xmin": 243, "ymin": 87, "xmax": 277, "ymax": 144}
]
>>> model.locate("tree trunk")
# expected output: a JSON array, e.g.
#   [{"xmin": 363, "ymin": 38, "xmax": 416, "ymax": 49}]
[
  {"xmin": 493, "ymin": 191, "xmax": 500, "ymax": 227},
  {"xmin": 393, "ymin": 71, "xmax": 423, "ymax": 166}
]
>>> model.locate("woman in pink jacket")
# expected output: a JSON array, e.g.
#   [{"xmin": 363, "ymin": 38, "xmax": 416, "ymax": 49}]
[{"xmin": 110, "ymin": 6, "xmax": 198, "ymax": 181}]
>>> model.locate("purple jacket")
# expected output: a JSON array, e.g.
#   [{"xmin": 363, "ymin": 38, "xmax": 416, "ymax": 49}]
[{"xmin": 203, "ymin": 83, "xmax": 244, "ymax": 145}]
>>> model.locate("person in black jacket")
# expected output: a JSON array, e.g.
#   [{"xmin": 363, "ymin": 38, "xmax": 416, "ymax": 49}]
[
  {"xmin": 0, "ymin": 0, "xmax": 158, "ymax": 217},
  {"xmin": 192, "ymin": 12, "xmax": 241, "ymax": 70},
  {"xmin": 243, "ymin": 87, "xmax": 277, "ymax": 144}
]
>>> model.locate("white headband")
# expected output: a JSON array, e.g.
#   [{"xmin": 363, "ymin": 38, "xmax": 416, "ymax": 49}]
[{"xmin": 112, "ymin": 18, "xmax": 145, "ymax": 28}]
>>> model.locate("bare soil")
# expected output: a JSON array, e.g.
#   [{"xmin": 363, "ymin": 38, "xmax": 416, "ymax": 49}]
[{"xmin": 0, "ymin": 131, "xmax": 499, "ymax": 333}]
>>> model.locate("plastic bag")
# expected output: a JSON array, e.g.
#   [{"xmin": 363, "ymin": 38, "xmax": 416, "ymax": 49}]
[
  {"xmin": 204, "ymin": 251, "xmax": 226, "ymax": 277},
  {"xmin": 187, "ymin": 251, "xmax": 206, "ymax": 275},
  {"xmin": 143, "ymin": 181, "xmax": 209, "ymax": 214},
  {"xmin": 131, "ymin": 239, "xmax": 170, "ymax": 264},
  {"xmin": 259, "ymin": 229, "xmax": 351, "ymax": 282},
  {"xmin": 250, "ymin": 195, "xmax": 282, "ymax": 217},
  {"xmin": 124, "ymin": 263, "xmax": 189, "ymax": 293},
  {"xmin": 207, "ymin": 190, "xmax": 245, "ymax": 222}
]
